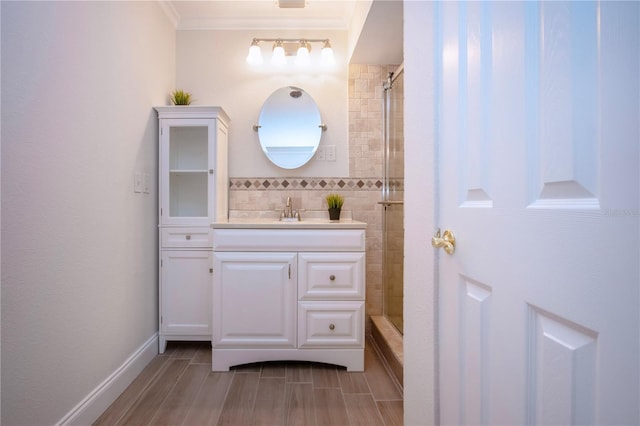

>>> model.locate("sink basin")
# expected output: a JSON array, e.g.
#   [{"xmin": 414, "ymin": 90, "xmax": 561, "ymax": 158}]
[
  {"xmin": 272, "ymin": 218, "xmax": 336, "ymax": 225},
  {"xmin": 278, "ymin": 217, "xmax": 300, "ymax": 223}
]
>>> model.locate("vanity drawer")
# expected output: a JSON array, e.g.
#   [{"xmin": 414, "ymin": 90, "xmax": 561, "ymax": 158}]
[
  {"xmin": 161, "ymin": 227, "xmax": 212, "ymax": 248},
  {"xmin": 298, "ymin": 253, "xmax": 365, "ymax": 300},
  {"xmin": 298, "ymin": 301, "xmax": 364, "ymax": 348}
]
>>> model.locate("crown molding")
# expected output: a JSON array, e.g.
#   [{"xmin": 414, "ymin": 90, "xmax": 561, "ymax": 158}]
[
  {"xmin": 175, "ymin": 16, "xmax": 350, "ymax": 31},
  {"xmin": 156, "ymin": 0, "xmax": 180, "ymax": 28}
]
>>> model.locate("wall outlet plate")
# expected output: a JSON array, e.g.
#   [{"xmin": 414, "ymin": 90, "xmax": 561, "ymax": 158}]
[{"xmin": 326, "ymin": 145, "xmax": 336, "ymax": 161}]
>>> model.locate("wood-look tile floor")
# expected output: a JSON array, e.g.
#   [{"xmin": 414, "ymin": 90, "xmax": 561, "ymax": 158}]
[{"xmin": 94, "ymin": 338, "xmax": 403, "ymax": 426}]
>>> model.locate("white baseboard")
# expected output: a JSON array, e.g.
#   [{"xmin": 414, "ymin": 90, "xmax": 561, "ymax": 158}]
[{"xmin": 56, "ymin": 333, "xmax": 159, "ymax": 426}]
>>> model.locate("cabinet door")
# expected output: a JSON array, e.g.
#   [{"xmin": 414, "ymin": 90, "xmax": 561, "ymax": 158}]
[
  {"xmin": 213, "ymin": 252, "xmax": 297, "ymax": 348},
  {"xmin": 159, "ymin": 118, "xmax": 213, "ymax": 226},
  {"xmin": 160, "ymin": 250, "xmax": 212, "ymax": 335}
]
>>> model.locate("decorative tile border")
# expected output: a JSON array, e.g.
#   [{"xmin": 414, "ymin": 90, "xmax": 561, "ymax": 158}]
[{"xmin": 229, "ymin": 177, "xmax": 389, "ymax": 191}]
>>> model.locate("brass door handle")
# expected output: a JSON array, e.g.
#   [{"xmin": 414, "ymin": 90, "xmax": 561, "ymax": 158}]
[{"xmin": 432, "ymin": 229, "xmax": 456, "ymax": 255}]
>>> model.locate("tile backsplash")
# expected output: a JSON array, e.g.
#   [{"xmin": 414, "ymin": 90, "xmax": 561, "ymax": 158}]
[
  {"xmin": 230, "ymin": 177, "xmax": 383, "ymax": 191},
  {"xmin": 228, "ymin": 64, "xmax": 399, "ymax": 332}
]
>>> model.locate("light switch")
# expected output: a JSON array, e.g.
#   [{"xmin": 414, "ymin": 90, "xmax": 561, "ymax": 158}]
[
  {"xmin": 143, "ymin": 173, "xmax": 150, "ymax": 194},
  {"xmin": 134, "ymin": 172, "xmax": 143, "ymax": 193},
  {"xmin": 316, "ymin": 147, "xmax": 326, "ymax": 161}
]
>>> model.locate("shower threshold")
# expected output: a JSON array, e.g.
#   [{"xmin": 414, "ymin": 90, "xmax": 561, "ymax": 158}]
[{"xmin": 371, "ymin": 315, "xmax": 403, "ymax": 388}]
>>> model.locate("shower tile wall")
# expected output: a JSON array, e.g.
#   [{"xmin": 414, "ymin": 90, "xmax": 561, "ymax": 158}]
[
  {"xmin": 229, "ymin": 64, "xmax": 397, "ymax": 333},
  {"xmin": 385, "ymin": 208, "xmax": 405, "ymax": 331}
]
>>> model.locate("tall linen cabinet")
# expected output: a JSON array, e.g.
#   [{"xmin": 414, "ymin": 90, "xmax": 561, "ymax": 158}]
[{"xmin": 154, "ymin": 106, "xmax": 229, "ymax": 353}]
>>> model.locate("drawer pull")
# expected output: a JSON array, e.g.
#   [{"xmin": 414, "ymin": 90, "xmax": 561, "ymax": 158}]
[
  {"xmin": 185, "ymin": 235, "xmax": 191, "ymax": 240},
  {"xmin": 329, "ymin": 274, "xmax": 336, "ymax": 281},
  {"xmin": 329, "ymin": 323, "xmax": 335, "ymax": 331}
]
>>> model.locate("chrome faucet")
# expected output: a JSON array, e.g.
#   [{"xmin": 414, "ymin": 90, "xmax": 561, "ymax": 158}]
[
  {"xmin": 280, "ymin": 196, "xmax": 301, "ymax": 221},
  {"xmin": 285, "ymin": 197, "xmax": 293, "ymax": 218}
]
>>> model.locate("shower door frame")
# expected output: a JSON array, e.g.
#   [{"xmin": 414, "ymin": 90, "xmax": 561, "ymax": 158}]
[{"xmin": 380, "ymin": 64, "xmax": 405, "ymax": 334}]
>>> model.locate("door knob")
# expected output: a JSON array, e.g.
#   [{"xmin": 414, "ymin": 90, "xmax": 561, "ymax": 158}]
[{"xmin": 432, "ymin": 229, "xmax": 456, "ymax": 255}]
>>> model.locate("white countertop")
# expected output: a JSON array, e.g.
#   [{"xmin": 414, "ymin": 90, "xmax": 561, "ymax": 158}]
[{"xmin": 212, "ymin": 210, "xmax": 367, "ymax": 229}]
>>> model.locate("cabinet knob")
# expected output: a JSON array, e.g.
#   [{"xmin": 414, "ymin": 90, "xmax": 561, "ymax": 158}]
[
  {"xmin": 329, "ymin": 274, "xmax": 336, "ymax": 281},
  {"xmin": 329, "ymin": 323, "xmax": 335, "ymax": 330},
  {"xmin": 185, "ymin": 235, "xmax": 191, "ymax": 240},
  {"xmin": 209, "ymin": 268, "xmax": 213, "ymax": 274}
]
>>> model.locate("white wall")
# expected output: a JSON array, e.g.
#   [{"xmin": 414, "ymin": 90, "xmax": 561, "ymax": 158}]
[
  {"xmin": 175, "ymin": 29, "xmax": 350, "ymax": 178},
  {"xmin": 1, "ymin": 2, "xmax": 175, "ymax": 424}
]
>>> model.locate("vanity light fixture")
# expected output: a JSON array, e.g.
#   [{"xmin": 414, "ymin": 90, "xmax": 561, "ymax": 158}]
[
  {"xmin": 246, "ymin": 38, "xmax": 335, "ymax": 67},
  {"xmin": 271, "ymin": 39, "xmax": 287, "ymax": 66},
  {"xmin": 246, "ymin": 39, "xmax": 263, "ymax": 65},
  {"xmin": 321, "ymin": 40, "xmax": 335, "ymax": 66},
  {"xmin": 278, "ymin": 0, "xmax": 306, "ymax": 8},
  {"xmin": 295, "ymin": 40, "xmax": 311, "ymax": 67}
]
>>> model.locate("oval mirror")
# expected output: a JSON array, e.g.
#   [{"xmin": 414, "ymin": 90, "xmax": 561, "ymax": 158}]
[{"xmin": 257, "ymin": 86, "xmax": 323, "ymax": 169}]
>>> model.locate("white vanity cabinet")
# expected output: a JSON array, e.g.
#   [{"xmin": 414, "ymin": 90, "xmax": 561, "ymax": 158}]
[
  {"xmin": 211, "ymin": 225, "xmax": 366, "ymax": 371},
  {"xmin": 155, "ymin": 106, "xmax": 229, "ymax": 353}
]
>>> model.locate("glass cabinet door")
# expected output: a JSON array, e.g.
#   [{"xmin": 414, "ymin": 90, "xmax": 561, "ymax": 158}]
[
  {"xmin": 160, "ymin": 119, "xmax": 212, "ymax": 225},
  {"xmin": 169, "ymin": 125, "xmax": 208, "ymax": 218}
]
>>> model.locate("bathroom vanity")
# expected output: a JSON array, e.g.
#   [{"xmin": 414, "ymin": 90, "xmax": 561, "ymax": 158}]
[{"xmin": 211, "ymin": 213, "xmax": 367, "ymax": 371}]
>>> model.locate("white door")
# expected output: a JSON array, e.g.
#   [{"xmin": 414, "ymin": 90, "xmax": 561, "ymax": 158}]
[{"xmin": 435, "ymin": 2, "xmax": 639, "ymax": 425}]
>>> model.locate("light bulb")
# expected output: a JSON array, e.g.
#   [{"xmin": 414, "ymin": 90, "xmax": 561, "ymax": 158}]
[
  {"xmin": 271, "ymin": 40, "xmax": 286, "ymax": 66},
  {"xmin": 321, "ymin": 40, "xmax": 335, "ymax": 66},
  {"xmin": 246, "ymin": 40, "xmax": 263, "ymax": 65},
  {"xmin": 295, "ymin": 41, "xmax": 311, "ymax": 67}
]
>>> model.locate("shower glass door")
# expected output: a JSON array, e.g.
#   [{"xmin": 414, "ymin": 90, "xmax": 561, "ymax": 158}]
[{"xmin": 382, "ymin": 67, "xmax": 404, "ymax": 334}]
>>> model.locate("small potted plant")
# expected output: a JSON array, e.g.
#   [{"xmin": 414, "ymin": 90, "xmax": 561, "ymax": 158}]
[
  {"xmin": 326, "ymin": 193, "xmax": 344, "ymax": 221},
  {"xmin": 170, "ymin": 89, "xmax": 192, "ymax": 105}
]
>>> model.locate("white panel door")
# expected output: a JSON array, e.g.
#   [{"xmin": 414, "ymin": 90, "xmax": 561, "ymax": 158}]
[{"xmin": 436, "ymin": 2, "xmax": 639, "ymax": 425}]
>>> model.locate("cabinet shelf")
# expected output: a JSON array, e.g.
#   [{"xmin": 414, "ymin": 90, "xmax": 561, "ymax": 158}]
[{"xmin": 169, "ymin": 169, "xmax": 209, "ymax": 174}]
